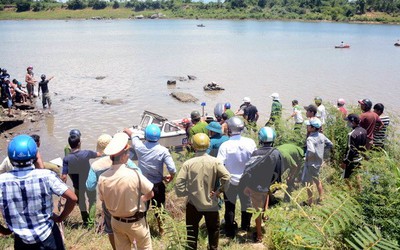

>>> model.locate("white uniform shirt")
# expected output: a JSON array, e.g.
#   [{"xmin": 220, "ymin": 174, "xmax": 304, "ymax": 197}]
[{"xmin": 217, "ymin": 134, "xmax": 256, "ymax": 186}]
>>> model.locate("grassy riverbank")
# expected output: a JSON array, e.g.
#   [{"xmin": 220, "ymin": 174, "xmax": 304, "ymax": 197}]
[{"xmin": 1, "ymin": 6, "xmax": 400, "ymax": 23}]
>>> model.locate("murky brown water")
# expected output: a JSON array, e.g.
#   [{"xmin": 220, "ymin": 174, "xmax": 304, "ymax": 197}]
[{"xmin": 1, "ymin": 20, "xmax": 400, "ymax": 160}]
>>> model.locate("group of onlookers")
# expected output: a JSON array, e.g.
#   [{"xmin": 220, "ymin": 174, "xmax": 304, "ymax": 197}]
[
  {"xmin": 0, "ymin": 93, "xmax": 391, "ymax": 250},
  {"xmin": 0, "ymin": 66, "xmax": 54, "ymax": 116}
]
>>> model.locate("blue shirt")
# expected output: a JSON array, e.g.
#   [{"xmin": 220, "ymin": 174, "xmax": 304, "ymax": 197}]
[
  {"xmin": 62, "ymin": 149, "xmax": 98, "ymax": 175},
  {"xmin": 0, "ymin": 166, "xmax": 68, "ymax": 244},
  {"xmin": 206, "ymin": 134, "xmax": 229, "ymax": 157},
  {"xmin": 86, "ymin": 158, "xmax": 140, "ymax": 191},
  {"xmin": 131, "ymin": 136, "xmax": 176, "ymax": 184}
]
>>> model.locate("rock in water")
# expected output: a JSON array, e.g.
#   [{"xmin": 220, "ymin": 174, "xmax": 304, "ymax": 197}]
[
  {"xmin": 171, "ymin": 92, "xmax": 198, "ymax": 102},
  {"xmin": 188, "ymin": 75, "xmax": 197, "ymax": 80},
  {"xmin": 167, "ymin": 80, "xmax": 177, "ymax": 85},
  {"xmin": 203, "ymin": 82, "xmax": 225, "ymax": 91}
]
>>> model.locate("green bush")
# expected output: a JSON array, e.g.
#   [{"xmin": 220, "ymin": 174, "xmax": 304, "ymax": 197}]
[
  {"xmin": 92, "ymin": 0, "xmax": 107, "ymax": 10},
  {"xmin": 32, "ymin": 1, "xmax": 43, "ymax": 12},
  {"xmin": 66, "ymin": 0, "xmax": 85, "ymax": 10},
  {"xmin": 356, "ymin": 151, "xmax": 400, "ymax": 243},
  {"xmin": 112, "ymin": 0, "xmax": 119, "ymax": 9},
  {"xmin": 16, "ymin": 0, "xmax": 30, "ymax": 12},
  {"xmin": 0, "ymin": 4, "xmax": 4, "ymax": 10}
]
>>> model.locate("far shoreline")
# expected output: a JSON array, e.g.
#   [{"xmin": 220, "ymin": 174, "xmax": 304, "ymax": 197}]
[{"xmin": 1, "ymin": 7, "xmax": 400, "ymax": 25}]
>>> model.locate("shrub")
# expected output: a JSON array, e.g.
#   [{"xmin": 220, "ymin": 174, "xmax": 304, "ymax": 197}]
[
  {"xmin": 112, "ymin": 0, "xmax": 119, "ymax": 9},
  {"xmin": 356, "ymin": 150, "xmax": 400, "ymax": 243},
  {"xmin": 16, "ymin": 1, "xmax": 30, "ymax": 12},
  {"xmin": 92, "ymin": 0, "xmax": 107, "ymax": 10},
  {"xmin": 66, "ymin": 0, "xmax": 85, "ymax": 10},
  {"xmin": 32, "ymin": 1, "xmax": 43, "ymax": 12}
]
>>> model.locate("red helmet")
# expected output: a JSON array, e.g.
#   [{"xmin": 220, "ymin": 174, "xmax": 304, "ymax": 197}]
[
  {"xmin": 181, "ymin": 118, "xmax": 190, "ymax": 125},
  {"xmin": 27, "ymin": 66, "xmax": 33, "ymax": 71}
]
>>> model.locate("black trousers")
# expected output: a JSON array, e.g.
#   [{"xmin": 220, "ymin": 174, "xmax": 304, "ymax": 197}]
[
  {"xmin": 186, "ymin": 203, "xmax": 219, "ymax": 250},
  {"xmin": 223, "ymin": 184, "xmax": 252, "ymax": 236}
]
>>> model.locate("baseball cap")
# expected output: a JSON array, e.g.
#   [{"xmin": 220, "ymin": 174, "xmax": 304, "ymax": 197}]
[{"xmin": 305, "ymin": 118, "xmax": 322, "ymax": 128}]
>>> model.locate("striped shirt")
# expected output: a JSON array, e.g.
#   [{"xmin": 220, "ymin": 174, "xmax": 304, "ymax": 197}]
[
  {"xmin": 0, "ymin": 166, "xmax": 68, "ymax": 244},
  {"xmin": 373, "ymin": 115, "xmax": 390, "ymax": 147}
]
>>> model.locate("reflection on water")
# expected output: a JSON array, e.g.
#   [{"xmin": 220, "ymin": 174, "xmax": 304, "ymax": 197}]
[{"xmin": 1, "ymin": 19, "xmax": 399, "ymax": 160}]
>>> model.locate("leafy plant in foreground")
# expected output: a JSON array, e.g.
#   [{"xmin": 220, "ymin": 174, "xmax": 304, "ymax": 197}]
[
  {"xmin": 259, "ymin": 183, "xmax": 362, "ymax": 249},
  {"xmin": 345, "ymin": 226, "xmax": 400, "ymax": 250}
]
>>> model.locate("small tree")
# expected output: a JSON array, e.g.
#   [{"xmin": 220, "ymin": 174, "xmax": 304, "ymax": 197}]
[
  {"xmin": 16, "ymin": 1, "xmax": 31, "ymax": 12},
  {"xmin": 66, "ymin": 0, "xmax": 86, "ymax": 10},
  {"xmin": 112, "ymin": 0, "xmax": 119, "ymax": 9},
  {"xmin": 92, "ymin": 0, "xmax": 107, "ymax": 9}
]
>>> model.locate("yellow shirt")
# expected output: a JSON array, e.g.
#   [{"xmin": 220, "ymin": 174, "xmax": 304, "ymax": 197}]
[{"xmin": 98, "ymin": 163, "xmax": 153, "ymax": 217}]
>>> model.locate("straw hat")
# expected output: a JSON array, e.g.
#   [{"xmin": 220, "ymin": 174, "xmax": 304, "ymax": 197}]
[
  {"xmin": 96, "ymin": 134, "xmax": 112, "ymax": 154},
  {"xmin": 103, "ymin": 133, "xmax": 129, "ymax": 156}
]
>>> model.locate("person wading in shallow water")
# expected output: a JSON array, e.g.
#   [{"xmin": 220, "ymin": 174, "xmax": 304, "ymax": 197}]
[
  {"xmin": 25, "ymin": 66, "xmax": 37, "ymax": 101},
  {"xmin": 38, "ymin": 74, "xmax": 54, "ymax": 112}
]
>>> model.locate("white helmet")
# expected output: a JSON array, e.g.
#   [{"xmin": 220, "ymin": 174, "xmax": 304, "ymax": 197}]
[
  {"xmin": 337, "ymin": 98, "xmax": 346, "ymax": 105},
  {"xmin": 270, "ymin": 93, "xmax": 280, "ymax": 100},
  {"xmin": 243, "ymin": 97, "xmax": 251, "ymax": 103}
]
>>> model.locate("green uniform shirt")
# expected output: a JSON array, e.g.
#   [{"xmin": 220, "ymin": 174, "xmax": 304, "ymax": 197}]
[
  {"xmin": 188, "ymin": 121, "xmax": 208, "ymax": 140},
  {"xmin": 175, "ymin": 153, "xmax": 230, "ymax": 211},
  {"xmin": 225, "ymin": 109, "xmax": 235, "ymax": 119},
  {"xmin": 271, "ymin": 100, "xmax": 282, "ymax": 119},
  {"xmin": 277, "ymin": 144, "xmax": 304, "ymax": 171}
]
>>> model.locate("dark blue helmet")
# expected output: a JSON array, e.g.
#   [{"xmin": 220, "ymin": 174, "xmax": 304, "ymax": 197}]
[
  {"xmin": 8, "ymin": 134, "xmax": 37, "ymax": 167},
  {"xmin": 224, "ymin": 102, "xmax": 231, "ymax": 109}
]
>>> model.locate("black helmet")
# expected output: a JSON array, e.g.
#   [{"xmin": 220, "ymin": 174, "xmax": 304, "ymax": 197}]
[
  {"xmin": 41, "ymin": 74, "xmax": 46, "ymax": 80},
  {"xmin": 358, "ymin": 99, "xmax": 372, "ymax": 111},
  {"xmin": 190, "ymin": 110, "xmax": 201, "ymax": 120}
]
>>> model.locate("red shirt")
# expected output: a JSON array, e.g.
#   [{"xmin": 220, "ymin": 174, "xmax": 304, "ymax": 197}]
[{"xmin": 359, "ymin": 111, "xmax": 382, "ymax": 140}]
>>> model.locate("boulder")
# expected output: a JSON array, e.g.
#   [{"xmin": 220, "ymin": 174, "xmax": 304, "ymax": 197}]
[
  {"xmin": 135, "ymin": 15, "xmax": 144, "ymax": 19},
  {"xmin": 188, "ymin": 75, "xmax": 197, "ymax": 80},
  {"xmin": 170, "ymin": 92, "xmax": 198, "ymax": 103},
  {"xmin": 176, "ymin": 76, "xmax": 188, "ymax": 82},
  {"xmin": 167, "ymin": 80, "xmax": 177, "ymax": 85},
  {"xmin": 100, "ymin": 97, "xmax": 124, "ymax": 105},
  {"xmin": 203, "ymin": 82, "xmax": 225, "ymax": 91}
]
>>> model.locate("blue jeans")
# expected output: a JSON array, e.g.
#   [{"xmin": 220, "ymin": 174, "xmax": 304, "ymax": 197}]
[{"xmin": 14, "ymin": 223, "xmax": 65, "ymax": 250}]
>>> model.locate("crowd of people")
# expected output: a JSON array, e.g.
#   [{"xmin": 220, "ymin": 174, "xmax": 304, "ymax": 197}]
[
  {"xmin": 0, "ymin": 92, "xmax": 391, "ymax": 250},
  {"xmin": 0, "ymin": 66, "xmax": 54, "ymax": 116}
]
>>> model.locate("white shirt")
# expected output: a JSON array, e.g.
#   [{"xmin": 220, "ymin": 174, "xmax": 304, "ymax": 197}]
[
  {"xmin": 217, "ymin": 134, "xmax": 256, "ymax": 186},
  {"xmin": 316, "ymin": 104, "xmax": 327, "ymax": 124}
]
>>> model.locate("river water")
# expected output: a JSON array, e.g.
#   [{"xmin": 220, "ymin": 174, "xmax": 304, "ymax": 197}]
[{"xmin": 1, "ymin": 19, "xmax": 399, "ymax": 159}]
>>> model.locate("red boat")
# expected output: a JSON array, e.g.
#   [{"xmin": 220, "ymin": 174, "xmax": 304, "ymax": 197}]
[{"xmin": 335, "ymin": 45, "xmax": 350, "ymax": 49}]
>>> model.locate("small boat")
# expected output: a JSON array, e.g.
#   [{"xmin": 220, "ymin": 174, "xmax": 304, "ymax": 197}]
[
  {"xmin": 335, "ymin": 45, "xmax": 350, "ymax": 49},
  {"xmin": 394, "ymin": 43, "xmax": 400, "ymax": 47},
  {"xmin": 127, "ymin": 110, "xmax": 188, "ymax": 149},
  {"xmin": 197, "ymin": 24, "xmax": 205, "ymax": 27}
]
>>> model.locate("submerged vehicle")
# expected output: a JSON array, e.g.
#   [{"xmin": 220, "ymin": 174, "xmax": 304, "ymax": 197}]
[{"xmin": 128, "ymin": 111, "xmax": 188, "ymax": 149}]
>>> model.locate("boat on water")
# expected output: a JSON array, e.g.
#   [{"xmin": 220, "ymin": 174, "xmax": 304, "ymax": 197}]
[
  {"xmin": 127, "ymin": 110, "xmax": 188, "ymax": 149},
  {"xmin": 197, "ymin": 24, "xmax": 205, "ymax": 27},
  {"xmin": 394, "ymin": 43, "xmax": 400, "ymax": 47},
  {"xmin": 335, "ymin": 45, "xmax": 350, "ymax": 49}
]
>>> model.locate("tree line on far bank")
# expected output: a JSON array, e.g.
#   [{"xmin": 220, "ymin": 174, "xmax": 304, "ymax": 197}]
[{"xmin": 1, "ymin": 0, "xmax": 400, "ymax": 22}]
